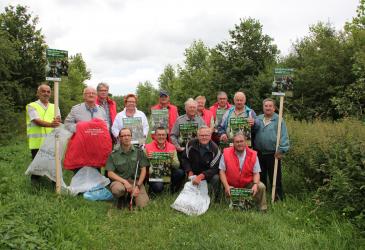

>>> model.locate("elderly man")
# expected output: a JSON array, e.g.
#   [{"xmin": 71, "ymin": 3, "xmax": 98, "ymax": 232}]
[
  {"xmin": 219, "ymin": 132, "xmax": 267, "ymax": 211},
  {"xmin": 112, "ymin": 94, "xmax": 149, "ymax": 145},
  {"xmin": 145, "ymin": 127, "xmax": 185, "ymax": 194},
  {"xmin": 182, "ymin": 126, "xmax": 221, "ymax": 199},
  {"xmin": 26, "ymin": 84, "xmax": 61, "ymax": 182},
  {"xmin": 254, "ymin": 98, "xmax": 289, "ymax": 201},
  {"xmin": 218, "ymin": 91, "xmax": 256, "ymax": 146},
  {"xmin": 106, "ymin": 128, "xmax": 149, "ymax": 208},
  {"xmin": 96, "ymin": 82, "xmax": 117, "ymax": 130},
  {"xmin": 209, "ymin": 91, "xmax": 231, "ymax": 127},
  {"xmin": 151, "ymin": 90, "xmax": 179, "ymax": 137},
  {"xmin": 170, "ymin": 98, "xmax": 206, "ymax": 153},
  {"xmin": 64, "ymin": 86, "xmax": 108, "ymax": 133},
  {"xmin": 195, "ymin": 96, "xmax": 214, "ymax": 131}
]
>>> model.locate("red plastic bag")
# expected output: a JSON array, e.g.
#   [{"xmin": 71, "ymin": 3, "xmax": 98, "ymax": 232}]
[{"xmin": 64, "ymin": 118, "xmax": 112, "ymax": 170}]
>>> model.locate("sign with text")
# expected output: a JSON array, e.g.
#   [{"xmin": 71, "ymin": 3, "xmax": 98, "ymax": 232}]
[
  {"xmin": 272, "ymin": 68, "xmax": 294, "ymax": 97},
  {"xmin": 46, "ymin": 49, "xmax": 68, "ymax": 81}
]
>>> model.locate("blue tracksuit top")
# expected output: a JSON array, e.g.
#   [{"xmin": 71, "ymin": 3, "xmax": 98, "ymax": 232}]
[{"xmin": 253, "ymin": 113, "xmax": 289, "ymax": 154}]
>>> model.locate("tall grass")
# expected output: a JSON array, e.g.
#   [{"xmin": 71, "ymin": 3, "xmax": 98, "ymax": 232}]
[{"xmin": 0, "ymin": 120, "xmax": 364, "ymax": 249}]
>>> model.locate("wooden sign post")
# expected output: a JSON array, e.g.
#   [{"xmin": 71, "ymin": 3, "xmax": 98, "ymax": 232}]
[
  {"xmin": 46, "ymin": 48, "xmax": 68, "ymax": 194},
  {"xmin": 54, "ymin": 81, "xmax": 61, "ymax": 194},
  {"xmin": 271, "ymin": 94, "xmax": 284, "ymax": 202},
  {"xmin": 271, "ymin": 67, "xmax": 293, "ymax": 202}
]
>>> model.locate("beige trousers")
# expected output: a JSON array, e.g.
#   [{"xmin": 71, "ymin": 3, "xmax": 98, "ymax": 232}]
[{"xmin": 110, "ymin": 181, "xmax": 149, "ymax": 208}]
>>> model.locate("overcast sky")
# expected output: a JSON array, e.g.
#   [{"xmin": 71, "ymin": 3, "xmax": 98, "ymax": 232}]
[{"xmin": 1, "ymin": 0, "xmax": 359, "ymax": 96}]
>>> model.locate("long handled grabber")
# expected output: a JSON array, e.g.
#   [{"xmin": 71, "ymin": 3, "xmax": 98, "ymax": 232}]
[{"xmin": 129, "ymin": 159, "xmax": 140, "ymax": 211}]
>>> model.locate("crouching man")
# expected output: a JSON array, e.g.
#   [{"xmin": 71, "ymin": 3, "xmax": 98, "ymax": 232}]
[
  {"xmin": 106, "ymin": 128, "xmax": 149, "ymax": 208},
  {"xmin": 219, "ymin": 132, "xmax": 267, "ymax": 211},
  {"xmin": 182, "ymin": 126, "xmax": 222, "ymax": 200}
]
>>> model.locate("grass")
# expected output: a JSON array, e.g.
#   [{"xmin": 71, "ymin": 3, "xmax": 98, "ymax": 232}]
[{"xmin": 1, "ymin": 138, "xmax": 364, "ymax": 249}]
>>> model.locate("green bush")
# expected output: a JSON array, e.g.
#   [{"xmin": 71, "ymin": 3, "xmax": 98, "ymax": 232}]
[{"xmin": 285, "ymin": 119, "xmax": 365, "ymax": 231}]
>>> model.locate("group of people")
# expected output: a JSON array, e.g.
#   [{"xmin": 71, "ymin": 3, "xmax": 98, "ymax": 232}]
[{"xmin": 26, "ymin": 82, "xmax": 290, "ymax": 212}]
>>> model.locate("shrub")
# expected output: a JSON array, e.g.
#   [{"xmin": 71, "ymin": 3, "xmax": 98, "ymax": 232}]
[{"xmin": 284, "ymin": 118, "xmax": 365, "ymax": 231}]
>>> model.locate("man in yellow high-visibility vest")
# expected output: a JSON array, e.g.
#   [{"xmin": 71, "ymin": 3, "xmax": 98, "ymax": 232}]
[{"xmin": 26, "ymin": 84, "xmax": 61, "ymax": 182}]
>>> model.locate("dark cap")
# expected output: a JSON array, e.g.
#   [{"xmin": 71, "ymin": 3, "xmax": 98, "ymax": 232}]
[{"xmin": 159, "ymin": 90, "xmax": 169, "ymax": 97}]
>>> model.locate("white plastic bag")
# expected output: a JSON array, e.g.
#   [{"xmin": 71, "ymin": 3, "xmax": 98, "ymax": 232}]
[
  {"xmin": 68, "ymin": 167, "xmax": 110, "ymax": 196},
  {"xmin": 171, "ymin": 179, "xmax": 210, "ymax": 216},
  {"xmin": 25, "ymin": 125, "xmax": 72, "ymax": 189}
]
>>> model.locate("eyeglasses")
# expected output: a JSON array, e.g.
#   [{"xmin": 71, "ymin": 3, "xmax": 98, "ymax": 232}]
[{"xmin": 119, "ymin": 134, "xmax": 132, "ymax": 137}]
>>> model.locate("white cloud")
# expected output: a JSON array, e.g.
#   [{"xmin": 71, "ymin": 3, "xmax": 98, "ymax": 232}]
[{"xmin": 0, "ymin": 0, "xmax": 359, "ymax": 96}]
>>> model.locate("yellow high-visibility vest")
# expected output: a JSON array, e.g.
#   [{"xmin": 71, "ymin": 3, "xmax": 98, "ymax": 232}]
[{"xmin": 26, "ymin": 102, "xmax": 55, "ymax": 149}]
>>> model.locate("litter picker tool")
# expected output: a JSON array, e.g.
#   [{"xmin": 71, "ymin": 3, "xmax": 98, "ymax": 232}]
[{"xmin": 129, "ymin": 158, "xmax": 140, "ymax": 211}]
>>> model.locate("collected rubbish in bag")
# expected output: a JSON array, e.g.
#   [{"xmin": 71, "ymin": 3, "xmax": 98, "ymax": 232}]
[
  {"xmin": 68, "ymin": 167, "xmax": 110, "ymax": 196},
  {"xmin": 83, "ymin": 184, "xmax": 113, "ymax": 201},
  {"xmin": 171, "ymin": 177, "xmax": 210, "ymax": 216},
  {"xmin": 25, "ymin": 125, "xmax": 72, "ymax": 189}
]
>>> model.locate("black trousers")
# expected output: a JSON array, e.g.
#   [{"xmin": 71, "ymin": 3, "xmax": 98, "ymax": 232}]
[
  {"xmin": 30, "ymin": 149, "xmax": 41, "ymax": 181},
  {"xmin": 257, "ymin": 152, "xmax": 284, "ymax": 200}
]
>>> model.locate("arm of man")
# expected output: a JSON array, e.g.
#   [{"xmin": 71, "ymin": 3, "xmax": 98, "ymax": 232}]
[
  {"xmin": 64, "ymin": 106, "xmax": 77, "ymax": 133},
  {"xmin": 251, "ymin": 158, "xmax": 261, "ymax": 196},
  {"xmin": 202, "ymin": 147, "xmax": 221, "ymax": 181},
  {"xmin": 170, "ymin": 120, "xmax": 183, "ymax": 151},
  {"xmin": 220, "ymin": 170, "xmax": 231, "ymax": 197},
  {"xmin": 99, "ymin": 106, "xmax": 110, "ymax": 131},
  {"xmin": 181, "ymin": 145, "xmax": 192, "ymax": 176},
  {"xmin": 107, "ymin": 171, "xmax": 133, "ymax": 192},
  {"xmin": 132, "ymin": 166, "xmax": 147, "ymax": 197},
  {"xmin": 277, "ymin": 119, "xmax": 290, "ymax": 158}
]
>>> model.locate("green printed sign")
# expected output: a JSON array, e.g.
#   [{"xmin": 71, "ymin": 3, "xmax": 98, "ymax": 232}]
[
  {"xmin": 123, "ymin": 117, "xmax": 144, "ymax": 144},
  {"xmin": 151, "ymin": 109, "xmax": 169, "ymax": 134},
  {"xmin": 230, "ymin": 188, "xmax": 254, "ymax": 210},
  {"xmin": 149, "ymin": 152, "xmax": 173, "ymax": 183},
  {"xmin": 229, "ymin": 117, "xmax": 251, "ymax": 146},
  {"xmin": 178, "ymin": 122, "xmax": 198, "ymax": 147},
  {"xmin": 46, "ymin": 48, "xmax": 68, "ymax": 81},
  {"xmin": 272, "ymin": 67, "xmax": 294, "ymax": 97},
  {"xmin": 215, "ymin": 109, "xmax": 227, "ymax": 127}
]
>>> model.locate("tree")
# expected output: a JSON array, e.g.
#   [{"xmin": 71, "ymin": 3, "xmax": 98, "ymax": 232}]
[
  {"xmin": 58, "ymin": 54, "xmax": 90, "ymax": 118},
  {"xmin": 331, "ymin": 0, "xmax": 365, "ymax": 118},
  {"xmin": 0, "ymin": 5, "xmax": 47, "ymax": 109},
  {"xmin": 283, "ymin": 22, "xmax": 355, "ymax": 120},
  {"xmin": 158, "ymin": 64, "xmax": 177, "ymax": 95},
  {"xmin": 135, "ymin": 81, "xmax": 158, "ymax": 115},
  {"xmin": 173, "ymin": 40, "xmax": 215, "ymax": 109},
  {"xmin": 210, "ymin": 18, "xmax": 278, "ymax": 105}
]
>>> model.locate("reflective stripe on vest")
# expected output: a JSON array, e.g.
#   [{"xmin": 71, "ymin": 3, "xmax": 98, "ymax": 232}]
[{"xmin": 26, "ymin": 102, "xmax": 55, "ymax": 149}]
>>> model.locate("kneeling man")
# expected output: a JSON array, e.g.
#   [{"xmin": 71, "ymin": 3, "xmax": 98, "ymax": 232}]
[
  {"xmin": 106, "ymin": 128, "xmax": 149, "ymax": 208},
  {"xmin": 145, "ymin": 127, "xmax": 185, "ymax": 194},
  {"xmin": 219, "ymin": 132, "xmax": 267, "ymax": 211}
]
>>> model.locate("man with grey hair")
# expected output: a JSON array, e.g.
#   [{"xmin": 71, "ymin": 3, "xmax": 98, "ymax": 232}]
[
  {"xmin": 209, "ymin": 91, "xmax": 232, "ymax": 126},
  {"xmin": 96, "ymin": 82, "xmax": 117, "ymax": 130},
  {"xmin": 182, "ymin": 126, "xmax": 222, "ymax": 200},
  {"xmin": 219, "ymin": 132, "xmax": 267, "ymax": 211},
  {"xmin": 209, "ymin": 91, "xmax": 232, "ymax": 144},
  {"xmin": 218, "ymin": 91, "xmax": 256, "ymax": 147},
  {"xmin": 170, "ymin": 98, "xmax": 206, "ymax": 153},
  {"xmin": 65, "ymin": 86, "xmax": 108, "ymax": 133}
]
